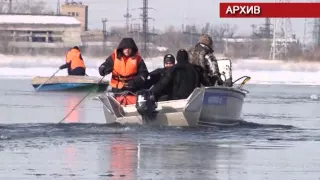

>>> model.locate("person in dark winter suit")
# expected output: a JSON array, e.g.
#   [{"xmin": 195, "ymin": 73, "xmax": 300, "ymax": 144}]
[
  {"xmin": 188, "ymin": 34, "xmax": 223, "ymax": 85},
  {"xmin": 150, "ymin": 49, "xmax": 211, "ymax": 101},
  {"xmin": 144, "ymin": 54, "xmax": 176, "ymax": 89}
]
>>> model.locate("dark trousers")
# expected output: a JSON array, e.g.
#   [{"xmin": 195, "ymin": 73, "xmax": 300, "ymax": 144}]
[{"xmin": 69, "ymin": 67, "xmax": 86, "ymax": 76}]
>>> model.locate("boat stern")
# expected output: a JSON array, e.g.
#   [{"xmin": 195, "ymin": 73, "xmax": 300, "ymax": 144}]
[{"xmin": 199, "ymin": 87, "xmax": 248, "ymax": 126}]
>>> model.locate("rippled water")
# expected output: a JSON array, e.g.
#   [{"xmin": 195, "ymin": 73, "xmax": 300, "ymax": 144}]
[{"xmin": 1, "ymin": 78, "xmax": 320, "ymax": 179}]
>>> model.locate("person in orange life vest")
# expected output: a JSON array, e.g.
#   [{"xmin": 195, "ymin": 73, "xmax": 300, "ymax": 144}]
[
  {"xmin": 98, "ymin": 38, "xmax": 149, "ymax": 105},
  {"xmin": 59, "ymin": 46, "xmax": 86, "ymax": 76}
]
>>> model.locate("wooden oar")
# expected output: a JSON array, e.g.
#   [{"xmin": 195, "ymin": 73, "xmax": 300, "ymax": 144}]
[{"xmin": 35, "ymin": 69, "xmax": 60, "ymax": 91}]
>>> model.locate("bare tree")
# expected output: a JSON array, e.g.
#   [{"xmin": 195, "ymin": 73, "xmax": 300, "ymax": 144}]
[
  {"xmin": 201, "ymin": 23, "xmax": 211, "ymax": 34},
  {"xmin": 0, "ymin": 0, "xmax": 52, "ymax": 14},
  {"xmin": 0, "ymin": 1, "xmax": 7, "ymax": 13},
  {"xmin": 211, "ymin": 24, "xmax": 238, "ymax": 40}
]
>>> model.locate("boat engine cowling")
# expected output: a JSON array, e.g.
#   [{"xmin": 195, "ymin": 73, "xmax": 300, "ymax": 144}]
[{"xmin": 135, "ymin": 90, "xmax": 157, "ymax": 122}]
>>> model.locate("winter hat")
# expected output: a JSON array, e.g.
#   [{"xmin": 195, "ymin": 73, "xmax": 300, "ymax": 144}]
[
  {"xmin": 176, "ymin": 49, "xmax": 189, "ymax": 64},
  {"xmin": 163, "ymin": 54, "xmax": 175, "ymax": 64},
  {"xmin": 199, "ymin": 34, "xmax": 213, "ymax": 48}
]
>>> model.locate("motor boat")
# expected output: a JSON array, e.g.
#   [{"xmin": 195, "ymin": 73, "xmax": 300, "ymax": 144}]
[{"xmin": 98, "ymin": 58, "xmax": 250, "ymax": 127}]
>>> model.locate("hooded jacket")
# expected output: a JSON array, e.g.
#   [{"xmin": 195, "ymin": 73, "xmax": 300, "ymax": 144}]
[
  {"xmin": 99, "ymin": 38, "xmax": 149, "ymax": 92},
  {"xmin": 188, "ymin": 42, "xmax": 220, "ymax": 82},
  {"xmin": 151, "ymin": 49, "xmax": 211, "ymax": 101}
]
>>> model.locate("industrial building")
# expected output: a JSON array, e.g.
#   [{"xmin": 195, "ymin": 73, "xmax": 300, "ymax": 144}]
[
  {"xmin": 0, "ymin": 14, "xmax": 82, "ymax": 53},
  {"xmin": 61, "ymin": 1, "xmax": 88, "ymax": 32}
]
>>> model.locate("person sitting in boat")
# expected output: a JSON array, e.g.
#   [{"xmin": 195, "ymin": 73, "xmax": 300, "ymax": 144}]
[
  {"xmin": 188, "ymin": 34, "xmax": 223, "ymax": 86},
  {"xmin": 144, "ymin": 54, "xmax": 176, "ymax": 89},
  {"xmin": 59, "ymin": 46, "xmax": 86, "ymax": 76},
  {"xmin": 150, "ymin": 49, "xmax": 211, "ymax": 101},
  {"xmin": 98, "ymin": 37, "xmax": 149, "ymax": 105}
]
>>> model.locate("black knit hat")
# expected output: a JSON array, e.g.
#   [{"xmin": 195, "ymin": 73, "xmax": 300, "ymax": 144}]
[
  {"xmin": 176, "ymin": 49, "xmax": 189, "ymax": 64},
  {"xmin": 163, "ymin": 54, "xmax": 175, "ymax": 64}
]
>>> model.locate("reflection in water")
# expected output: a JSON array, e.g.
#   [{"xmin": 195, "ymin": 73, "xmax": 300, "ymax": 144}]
[
  {"xmin": 137, "ymin": 142, "xmax": 245, "ymax": 179},
  {"xmin": 64, "ymin": 146, "xmax": 77, "ymax": 173},
  {"xmin": 1, "ymin": 134, "xmax": 247, "ymax": 179},
  {"xmin": 64, "ymin": 95, "xmax": 82, "ymax": 123},
  {"xmin": 101, "ymin": 136, "xmax": 245, "ymax": 179},
  {"xmin": 109, "ymin": 138, "xmax": 137, "ymax": 179}
]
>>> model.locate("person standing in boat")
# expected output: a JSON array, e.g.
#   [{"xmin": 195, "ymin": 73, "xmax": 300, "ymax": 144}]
[
  {"xmin": 144, "ymin": 54, "xmax": 176, "ymax": 89},
  {"xmin": 59, "ymin": 46, "xmax": 86, "ymax": 76},
  {"xmin": 98, "ymin": 37, "xmax": 149, "ymax": 105},
  {"xmin": 188, "ymin": 34, "xmax": 223, "ymax": 86},
  {"xmin": 150, "ymin": 49, "xmax": 211, "ymax": 101}
]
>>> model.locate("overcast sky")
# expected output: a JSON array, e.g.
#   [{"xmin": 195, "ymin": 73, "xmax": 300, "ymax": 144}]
[{"xmin": 44, "ymin": 0, "xmax": 314, "ymax": 41}]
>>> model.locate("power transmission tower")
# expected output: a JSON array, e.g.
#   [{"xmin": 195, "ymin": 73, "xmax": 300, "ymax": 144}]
[
  {"xmin": 301, "ymin": 0, "xmax": 320, "ymax": 52},
  {"xmin": 313, "ymin": 18, "xmax": 320, "ymax": 47},
  {"xmin": 312, "ymin": 0, "xmax": 320, "ymax": 49},
  {"xmin": 302, "ymin": 18, "xmax": 315, "ymax": 53},
  {"xmin": 140, "ymin": 0, "xmax": 155, "ymax": 57},
  {"xmin": 124, "ymin": 0, "xmax": 132, "ymax": 36},
  {"xmin": 269, "ymin": 0, "xmax": 293, "ymax": 60},
  {"xmin": 102, "ymin": 18, "xmax": 108, "ymax": 52}
]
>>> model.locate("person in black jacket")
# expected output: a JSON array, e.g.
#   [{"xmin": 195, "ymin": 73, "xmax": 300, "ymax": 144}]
[
  {"xmin": 144, "ymin": 54, "xmax": 175, "ymax": 89},
  {"xmin": 150, "ymin": 49, "xmax": 211, "ymax": 101}
]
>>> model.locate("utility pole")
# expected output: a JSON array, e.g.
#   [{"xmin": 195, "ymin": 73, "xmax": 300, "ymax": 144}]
[
  {"xmin": 8, "ymin": 0, "xmax": 12, "ymax": 13},
  {"xmin": 56, "ymin": 0, "xmax": 61, "ymax": 15},
  {"xmin": 102, "ymin": 18, "xmax": 108, "ymax": 52},
  {"xmin": 142, "ymin": 0, "xmax": 149, "ymax": 57},
  {"xmin": 124, "ymin": 0, "xmax": 132, "ymax": 36}
]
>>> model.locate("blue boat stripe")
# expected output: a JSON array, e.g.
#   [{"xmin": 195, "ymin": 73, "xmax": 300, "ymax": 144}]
[{"xmin": 204, "ymin": 92, "xmax": 245, "ymax": 101}]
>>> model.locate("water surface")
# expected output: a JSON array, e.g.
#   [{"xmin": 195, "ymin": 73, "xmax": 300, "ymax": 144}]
[{"xmin": 1, "ymin": 79, "xmax": 320, "ymax": 179}]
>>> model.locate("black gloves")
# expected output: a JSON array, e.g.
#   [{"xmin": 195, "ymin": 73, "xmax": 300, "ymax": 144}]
[
  {"xmin": 99, "ymin": 60, "xmax": 113, "ymax": 76},
  {"xmin": 59, "ymin": 64, "xmax": 67, "ymax": 70},
  {"xmin": 99, "ymin": 64, "xmax": 106, "ymax": 76},
  {"xmin": 124, "ymin": 81, "xmax": 135, "ymax": 89}
]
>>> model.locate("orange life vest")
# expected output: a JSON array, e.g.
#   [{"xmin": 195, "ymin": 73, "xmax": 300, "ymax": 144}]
[
  {"xmin": 109, "ymin": 49, "xmax": 140, "ymax": 89},
  {"xmin": 115, "ymin": 95, "xmax": 137, "ymax": 106},
  {"xmin": 65, "ymin": 48, "xmax": 86, "ymax": 70}
]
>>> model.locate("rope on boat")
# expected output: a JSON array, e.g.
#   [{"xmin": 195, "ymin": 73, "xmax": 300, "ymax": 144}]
[{"xmin": 58, "ymin": 75, "xmax": 106, "ymax": 124}]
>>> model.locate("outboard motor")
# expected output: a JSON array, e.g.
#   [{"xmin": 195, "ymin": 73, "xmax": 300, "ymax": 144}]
[
  {"xmin": 223, "ymin": 77, "xmax": 233, "ymax": 87},
  {"xmin": 135, "ymin": 90, "xmax": 158, "ymax": 122}
]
